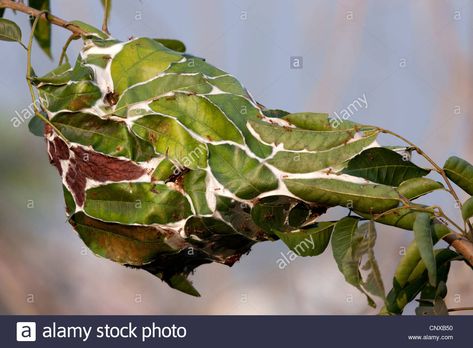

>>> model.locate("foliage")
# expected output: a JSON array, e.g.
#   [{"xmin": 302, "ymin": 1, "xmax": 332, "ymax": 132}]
[{"xmin": 1, "ymin": 0, "xmax": 472, "ymax": 314}]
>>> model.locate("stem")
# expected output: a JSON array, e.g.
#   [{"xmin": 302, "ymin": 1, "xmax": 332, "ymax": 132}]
[
  {"xmin": 432, "ymin": 206, "xmax": 465, "ymax": 235},
  {"xmin": 372, "ymin": 126, "xmax": 473, "ymax": 240},
  {"xmin": 102, "ymin": 0, "xmax": 111, "ymax": 34},
  {"xmin": 58, "ymin": 34, "xmax": 77, "ymax": 66},
  {"xmin": 0, "ymin": 0, "xmax": 87, "ymax": 36},
  {"xmin": 448, "ymin": 306, "xmax": 473, "ymax": 313},
  {"xmin": 373, "ymin": 204, "xmax": 464, "ymax": 235},
  {"xmin": 370, "ymin": 204, "xmax": 473, "ymax": 266},
  {"xmin": 377, "ymin": 127, "xmax": 463, "ymax": 209},
  {"xmin": 26, "ymin": 11, "xmax": 68, "ymax": 143},
  {"xmin": 18, "ymin": 41, "xmax": 28, "ymax": 50}
]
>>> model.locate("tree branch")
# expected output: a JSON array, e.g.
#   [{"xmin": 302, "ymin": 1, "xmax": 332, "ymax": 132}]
[
  {"xmin": 443, "ymin": 233, "xmax": 473, "ymax": 267},
  {"xmin": 0, "ymin": 0, "xmax": 86, "ymax": 36},
  {"xmin": 448, "ymin": 306, "xmax": 473, "ymax": 313}
]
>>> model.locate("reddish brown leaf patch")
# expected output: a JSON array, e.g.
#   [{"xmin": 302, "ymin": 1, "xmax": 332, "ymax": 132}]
[
  {"xmin": 47, "ymin": 135, "xmax": 147, "ymax": 207},
  {"xmin": 47, "ymin": 136, "xmax": 70, "ymax": 175}
]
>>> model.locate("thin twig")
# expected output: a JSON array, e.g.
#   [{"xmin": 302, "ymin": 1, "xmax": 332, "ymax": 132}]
[
  {"xmin": 0, "ymin": 0, "xmax": 86, "ymax": 36},
  {"xmin": 102, "ymin": 0, "xmax": 111, "ymax": 34},
  {"xmin": 432, "ymin": 206, "xmax": 465, "ymax": 236},
  {"xmin": 377, "ymin": 127, "xmax": 463, "ymax": 209},
  {"xmin": 377, "ymin": 127, "xmax": 473, "ymax": 240},
  {"xmin": 58, "ymin": 33, "xmax": 77, "ymax": 66},
  {"xmin": 26, "ymin": 11, "xmax": 68, "ymax": 142}
]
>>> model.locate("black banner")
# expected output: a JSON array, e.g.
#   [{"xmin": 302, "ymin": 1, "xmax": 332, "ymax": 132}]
[{"xmin": 2, "ymin": 315, "xmax": 470, "ymax": 347}]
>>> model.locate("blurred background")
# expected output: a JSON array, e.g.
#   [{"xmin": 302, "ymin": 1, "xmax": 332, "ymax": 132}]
[{"xmin": 0, "ymin": 0, "xmax": 472, "ymax": 315}]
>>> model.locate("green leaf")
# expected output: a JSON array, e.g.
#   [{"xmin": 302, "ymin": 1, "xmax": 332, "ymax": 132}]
[
  {"xmin": 154, "ymin": 38, "xmax": 186, "ymax": 53},
  {"xmin": 444, "ymin": 156, "xmax": 473, "ymax": 196},
  {"xmin": 149, "ymin": 268, "xmax": 204, "ymax": 297},
  {"xmin": 52, "ymin": 112, "xmax": 155, "ymax": 161},
  {"xmin": 71, "ymin": 212, "xmax": 175, "ymax": 266},
  {"xmin": 166, "ymin": 56, "xmax": 226, "ymax": 77},
  {"xmin": 115, "ymin": 74, "xmax": 212, "ymax": 117},
  {"xmin": 261, "ymin": 109, "xmax": 290, "ymax": 118},
  {"xmin": 357, "ymin": 205, "xmax": 434, "ymax": 231},
  {"xmin": 249, "ymin": 120, "xmax": 355, "ymax": 152},
  {"xmin": 275, "ymin": 222, "xmax": 335, "ymax": 257},
  {"xmin": 393, "ymin": 241, "xmax": 424, "ymax": 289},
  {"xmin": 149, "ymin": 94, "xmax": 244, "ymax": 144},
  {"xmin": 28, "ymin": 0, "xmax": 52, "ymax": 58},
  {"xmin": 285, "ymin": 112, "xmax": 332, "ymax": 130},
  {"xmin": 63, "ymin": 185, "xmax": 76, "ymax": 215},
  {"xmin": 284, "ymin": 178, "xmax": 400, "ymax": 213},
  {"xmin": 208, "ymin": 143, "xmax": 278, "ymax": 199},
  {"xmin": 342, "ymin": 148, "xmax": 430, "ymax": 186},
  {"xmin": 111, "ymin": 38, "xmax": 182, "ymax": 94},
  {"xmin": 152, "ymin": 159, "xmax": 176, "ymax": 182},
  {"xmin": 268, "ymin": 133, "xmax": 378, "ymax": 173},
  {"xmin": 283, "ymin": 112, "xmax": 364, "ymax": 131},
  {"xmin": 359, "ymin": 222, "xmax": 385, "ymax": 301},
  {"xmin": 88, "ymin": 37, "xmax": 121, "ymax": 48},
  {"xmin": 0, "ymin": 18, "xmax": 22, "ymax": 43},
  {"xmin": 398, "ymin": 178, "xmax": 444, "ymax": 200},
  {"xmin": 38, "ymin": 81, "xmax": 101, "ymax": 112},
  {"xmin": 206, "ymin": 94, "xmax": 273, "ymax": 158},
  {"xmin": 28, "ymin": 115, "xmax": 45, "ymax": 137},
  {"xmin": 417, "ymin": 262, "xmax": 451, "ymax": 316},
  {"xmin": 332, "ymin": 217, "xmax": 359, "ymax": 271},
  {"xmin": 132, "ymin": 114, "xmax": 208, "ymax": 169},
  {"xmin": 165, "ymin": 274, "xmax": 200, "ymax": 297},
  {"xmin": 461, "ymin": 196, "xmax": 473, "ymax": 221},
  {"xmin": 392, "ymin": 222, "xmax": 449, "ymax": 286},
  {"xmin": 413, "ymin": 213, "xmax": 436, "ymax": 286},
  {"xmin": 33, "ymin": 57, "xmax": 95, "ymax": 86},
  {"xmin": 32, "ymin": 61, "xmax": 72, "ymax": 86},
  {"xmin": 185, "ymin": 217, "xmax": 254, "ymax": 261},
  {"xmin": 182, "ymin": 170, "xmax": 212, "ymax": 215},
  {"xmin": 69, "ymin": 20, "xmax": 109, "ymax": 39},
  {"xmin": 83, "ymin": 53, "xmax": 109, "ymax": 68},
  {"xmin": 385, "ymin": 249, "xmax": 457, "ymax": 315},
  {"xmin": 331, "ymin": 218, "xmax": 384, "ymax": 307},
  {"xmin": 251, "ymin": 196, "xmax": 311, "ymax": 234},
  {"xmin": 209, "ymin": 75, "xmax": 247, "ymax": 96},
  {"xmin": 84, "ymin": 183, "xmax": 193, "ymax": 225},
  {"xmin": 215, "ymin": 195, "xmax": 263, "ymax": 241}
]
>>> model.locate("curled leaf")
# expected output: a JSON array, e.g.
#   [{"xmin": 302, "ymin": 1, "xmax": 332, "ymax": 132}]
[
  {"xmin": 461, "ymin": 196, "xmax": 473, "ymax": 221},
  {"xmin": 444, "ymin": 156, "xmax": 473, "ymax": 196},
  {"xmin": 331, "ymin": 218, "xmax": 385, "ymax": 307},
  {"xmin": 413, "ymin": 213, "xmax": 437, "ymax": 286}
]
